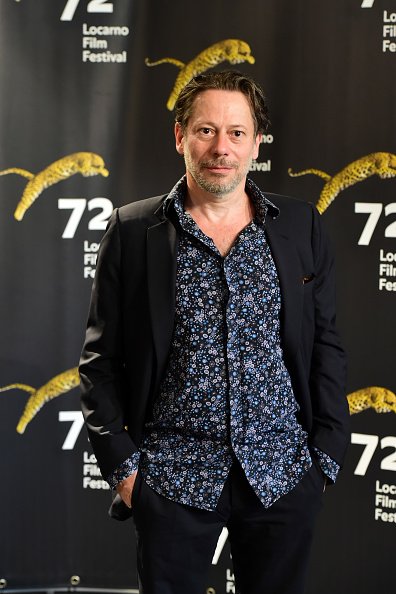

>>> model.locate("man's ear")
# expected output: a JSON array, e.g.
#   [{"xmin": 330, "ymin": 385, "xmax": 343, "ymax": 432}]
[
  {"xmin": 175, "ymin": 122, "xmax": 185, "ymax": 155},
  {"xmin": 253, "ymin": 133, "xmax": 262, "ymax": 160}
]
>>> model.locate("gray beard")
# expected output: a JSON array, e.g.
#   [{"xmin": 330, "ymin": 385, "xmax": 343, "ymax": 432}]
[{"xmin": 184, "ymin": 154, "xmax": 252, "ymax": 196}]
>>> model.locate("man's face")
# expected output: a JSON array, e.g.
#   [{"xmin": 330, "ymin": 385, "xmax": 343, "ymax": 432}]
[{"xmin": 175, "ymin": 89, "xmax": 261, "ymax": 197}]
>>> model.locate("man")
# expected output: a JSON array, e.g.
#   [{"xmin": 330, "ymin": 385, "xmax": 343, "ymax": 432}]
[{"xmin": 80, "ymin": 71, "xmax": 350, "ymax": 594}]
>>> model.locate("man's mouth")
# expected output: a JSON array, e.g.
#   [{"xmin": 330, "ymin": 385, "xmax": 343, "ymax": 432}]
[{"xmin": 202, "ymin": 161, "xmax": 236, "ymax": 174}]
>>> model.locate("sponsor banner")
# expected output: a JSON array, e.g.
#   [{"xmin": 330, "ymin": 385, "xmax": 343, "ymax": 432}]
[{"xmin": 0, "ymin": 1, "xmax": 394, "ymax": 592}]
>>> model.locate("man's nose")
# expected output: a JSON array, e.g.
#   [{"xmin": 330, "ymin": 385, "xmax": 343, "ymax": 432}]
[{"xmin": 211, "ymin": 132, "xmax": 229, "ymax": 156}]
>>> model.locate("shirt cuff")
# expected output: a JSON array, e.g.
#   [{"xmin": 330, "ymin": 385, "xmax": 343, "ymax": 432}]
[
  {"xmin": 312, "ymin": 447, "xmax": 340, "ymax": 483},
  {"xmin": 106, "ymin": 451, "xmax": 141, "ymax": 489}
]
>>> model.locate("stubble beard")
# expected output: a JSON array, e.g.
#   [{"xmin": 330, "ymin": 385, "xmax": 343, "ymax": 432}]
[{"xmin": 184, "ymin": 152, "xmax": 252, "ymax": 197}]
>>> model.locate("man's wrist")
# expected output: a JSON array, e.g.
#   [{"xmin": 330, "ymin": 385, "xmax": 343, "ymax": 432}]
[{"xmin": 107, "ymin": 451, "xmax": 141, "ymax": 489}]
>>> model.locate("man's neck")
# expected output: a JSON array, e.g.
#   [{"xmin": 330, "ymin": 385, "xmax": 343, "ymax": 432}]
[
  {"xmin": 184, "ymin": 177, "xmax": 253, "ymax": 225},
  {"xmin": 183, "ymin": 175, "xmax": 255, "ymax": 257}
]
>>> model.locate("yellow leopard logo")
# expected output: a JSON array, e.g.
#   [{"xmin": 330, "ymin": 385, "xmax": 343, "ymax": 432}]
[
  {"xmin": 0, "ymin": 152, "xmax": 109, "ymax": 220},
  {"xmin": 288, "ymin": 152, "xmax": 396, "ymax": 214},
  {"xmin": 347, "ymin": 387, "xmax": 396, "ymax": 415},
  {"xmin": 0, "ymin": 368, "xmax": 80, "ymax": 434},
  {"xmin": 145, "ymin": 39, "xmax": 255, "ymax": 111},
  {"xmin": 1, "ymin": 368, "xmax": 394, "ymax": 434}
]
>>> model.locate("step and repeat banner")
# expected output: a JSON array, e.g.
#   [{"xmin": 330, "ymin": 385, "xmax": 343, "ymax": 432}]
[{"xmin": 0, "ymin": 1, "xmax": 394, "ymax": 593}]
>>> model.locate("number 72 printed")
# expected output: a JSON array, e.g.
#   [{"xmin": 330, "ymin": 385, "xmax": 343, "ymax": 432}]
[{"xmin": 61, "ymin": 0, "xmax": 113, "ymax": 21}]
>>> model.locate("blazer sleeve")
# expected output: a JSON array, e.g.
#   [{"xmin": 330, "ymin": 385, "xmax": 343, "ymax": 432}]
[
  {"xmin": 309, "ymin": 204, "xmax": 350, "ymax": 467},
  {"xmin": 79, "ymin": 209, "xmax": 137, "ymax": 480}
]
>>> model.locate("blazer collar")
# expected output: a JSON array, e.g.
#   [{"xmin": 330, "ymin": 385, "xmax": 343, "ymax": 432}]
[
  {"xmin": 265, "ymin": 216, "xmax": 303, "ymax": 363},
  {"xmin": 146, "ymin": 215, "xmax": 178, "ymax": 374}
]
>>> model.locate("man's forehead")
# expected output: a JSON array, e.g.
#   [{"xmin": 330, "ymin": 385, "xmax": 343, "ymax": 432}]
[
  {"xmin": 189, "ymin": 89, "xmax": 254, "ymax": 121},
  {"xmin": 192, "ymin": 89, "xmax": 250, "ymax": 110}
]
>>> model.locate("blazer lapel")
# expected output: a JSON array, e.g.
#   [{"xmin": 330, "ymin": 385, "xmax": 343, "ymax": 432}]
[
  {"xmin": 147, "ymin": 217, "xmax": 178, "ymax": 371},
  {"xmin": 265, "ymin": 217, "xmax": 303, "ymax": 362}
]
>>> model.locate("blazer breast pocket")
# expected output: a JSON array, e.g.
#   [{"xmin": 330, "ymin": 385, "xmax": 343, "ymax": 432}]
[{"xmin": 302, "ymin": 273, "xmax": 315, "ymax": 285}]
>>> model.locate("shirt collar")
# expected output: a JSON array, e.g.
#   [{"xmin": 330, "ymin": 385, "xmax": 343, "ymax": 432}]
[
  {"xmin": 163, "ymin": 175, "xmax": 280, "ymax": 224},
  {"xmin": 245, "ymin": 177, "xmax": 279, "ymax": 223}
]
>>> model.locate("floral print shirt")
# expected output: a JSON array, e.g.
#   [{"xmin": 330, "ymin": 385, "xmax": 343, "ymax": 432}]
[{"xmin": 108, "ymin": 177, "xmax": 339, "ymax": 510}]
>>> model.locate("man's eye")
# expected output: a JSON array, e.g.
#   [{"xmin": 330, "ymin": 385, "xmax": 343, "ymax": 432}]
[
  {"xmin": 200, "ymin": 128, "xmax": 212, "ymax": 134},
  {"xmin": 233, "ymin": 130, "xmax": 244, "ymax": 137}
]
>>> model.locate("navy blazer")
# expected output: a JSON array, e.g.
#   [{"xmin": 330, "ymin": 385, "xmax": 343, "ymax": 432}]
[{"xmin": 79, "ymin": 190, "xmax": 350, "ymax": 481}]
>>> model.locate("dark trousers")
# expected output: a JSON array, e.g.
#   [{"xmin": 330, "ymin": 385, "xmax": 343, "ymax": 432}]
[{"xmin": 131, "ymin": 459, "xmax": 324, "ymax": 594}]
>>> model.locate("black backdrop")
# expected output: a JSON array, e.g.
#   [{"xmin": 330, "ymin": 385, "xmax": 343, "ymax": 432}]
[{"xmin": 0, "ymin": 1, "xmax": 395, "ymax": 592}]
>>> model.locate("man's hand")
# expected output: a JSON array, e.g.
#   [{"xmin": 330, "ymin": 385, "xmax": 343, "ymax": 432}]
[{"xmin": 116, "ymin": 471, "xmax": 138, "ymax": 508}]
